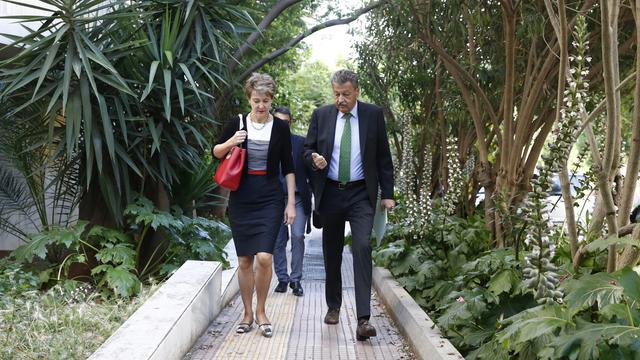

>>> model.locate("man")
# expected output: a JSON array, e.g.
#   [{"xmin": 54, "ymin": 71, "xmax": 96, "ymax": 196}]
[
  {"xmin": 303, "ymin": 69, "xmax": 395, "ymax": 341},
  {"xmin": 273, "ymin": 106, "xmax": 312, "ymax": 296}
]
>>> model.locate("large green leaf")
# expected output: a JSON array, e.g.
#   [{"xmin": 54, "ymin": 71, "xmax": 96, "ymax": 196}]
[
  {"xmin": 619, "ymin": 266, "xmax": 640, "ymax": 304},
  {"xmin": 497, "ymin": 305, "xmax": 570, "ymax": 345},
  {"xmin": 488, "ymin": 269, "xmax": 519, "ymax": 297},
  {"xmin": 599, "ymin": 303, "xmax": 640, "ymax": 326},
  {"xmin": 564, "ymin": 272, "xmax": 624, "ymax": 311},
  {"xmin": 584, "ymin": 235, "xmax": 640, "ymax": 253},
  {"xmin": 92, "ymin": 264, "xmax": 140, "ymax": 297},
  {"xmin": 95, "ymin": 243, "xmax": 136, "ymax": 267},
  {"xmin": 12, "ymin": 232, "xmax": 53, "ymax": 262},
  {"xmin": 554, "ymin": 319, "xmax": 640, "ymax": 360},
  {"xmin": 373, "ymin": 240, "xmax": 407, "ymax": 267}
]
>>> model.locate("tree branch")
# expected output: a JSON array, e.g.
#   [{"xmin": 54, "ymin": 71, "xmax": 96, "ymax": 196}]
[
  {"xmin": 236, "ymin": 0, "xmax": 388, "ymax": 83},
  {"xmin": 227, "ymin": 0, "xmax": 302, "ymax": 75},
  {"xmin": 417, "ymin": 27, "xmax": 498, "ymax": 126}
]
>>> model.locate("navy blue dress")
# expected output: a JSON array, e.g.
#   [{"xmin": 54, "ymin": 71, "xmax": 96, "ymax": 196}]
[{"xmin": 216, "ymin": 114, "xmax": 293, "ymax": 256}]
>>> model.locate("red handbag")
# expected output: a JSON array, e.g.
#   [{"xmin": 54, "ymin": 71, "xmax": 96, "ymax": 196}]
[{"xmin": 214, "ymin": 115, "xmax": 246, "ymax": 191}]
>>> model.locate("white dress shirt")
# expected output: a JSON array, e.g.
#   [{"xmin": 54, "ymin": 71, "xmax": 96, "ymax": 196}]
[{"xmin": 328, "ymin": 103, "xmax": 364, "ymax": 182}]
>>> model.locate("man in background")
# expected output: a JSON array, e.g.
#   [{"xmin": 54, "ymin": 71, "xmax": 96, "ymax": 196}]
[{"xmin": 273, "ymin": 106, "xmax": 312, "ymax": 296}]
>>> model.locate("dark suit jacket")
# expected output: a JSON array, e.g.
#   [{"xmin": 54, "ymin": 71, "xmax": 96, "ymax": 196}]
[
  {"xmin": 291, "ymin": 134, "xmax": 313, "ymax": 216},
  {"xmin": 279, "ymin": 134, "xmax": 313, "ymax": 217},
  {"xmin": 303, "ymin": 101, "xmax": 394, "ymax": 211}
]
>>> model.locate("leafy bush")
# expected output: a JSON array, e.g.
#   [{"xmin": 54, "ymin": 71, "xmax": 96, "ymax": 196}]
[
  {"xmin": 0, "ymin": 258, "xmax": 39, "ymax": 296},
  {"xmin": 470, "ymin": 267, "xmax": 640, "ymax": 359},
  {"xmin": 377, "ymin": 207, "xmax": 640, "ymax": 359},
  {"xmin": 124, "ymin": 197, "xmax": 229, "ymax": 278},
  {"xmin": 8, "ymin": 196, "xmax": 230, "ymax": 298},
  {"xmin": 375, "ymin": 214, "xmax": 537, "ymax": 353}
]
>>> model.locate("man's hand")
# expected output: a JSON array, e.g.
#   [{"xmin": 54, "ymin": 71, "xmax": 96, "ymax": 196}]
[
  {"xmin": 311, "ymin": 152, "xmax": 327, "ymax": 170},
  {"xmin": 380, "ymin": 199, "xmax": 395, "ymax": 210}
]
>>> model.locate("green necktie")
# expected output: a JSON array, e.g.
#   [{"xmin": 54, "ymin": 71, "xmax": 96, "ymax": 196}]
[{"xmin": 338, "ymin": 112, "xmax": 352, "ymax": 183}]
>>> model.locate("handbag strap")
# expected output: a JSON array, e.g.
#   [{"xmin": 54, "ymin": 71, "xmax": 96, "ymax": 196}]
[{"xmin": 238, "ymin": 114, "xmax": 244, "ymax": 148}]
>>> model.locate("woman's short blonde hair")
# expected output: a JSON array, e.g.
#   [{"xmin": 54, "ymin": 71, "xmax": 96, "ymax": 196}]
[{"xmin": 244, "ymin": 73, "xmax": 276, "ymax": 98}]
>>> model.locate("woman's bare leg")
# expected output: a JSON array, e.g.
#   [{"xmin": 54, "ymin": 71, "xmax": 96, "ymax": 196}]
[
  {"xmin": 237, "ymin": 255, "xmax": 255, "ymax": 323},
  {"xmin": 254, "ymin": 252, "xmax": 273, "ymax": 324}
]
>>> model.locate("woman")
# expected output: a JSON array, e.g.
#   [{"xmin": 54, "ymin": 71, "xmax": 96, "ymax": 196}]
[{"xmin": 213, "ymin": 73, "xmax": 296, "ymax": 338}]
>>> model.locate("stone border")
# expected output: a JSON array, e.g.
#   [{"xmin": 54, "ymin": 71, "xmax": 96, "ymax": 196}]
[
  {"xmin": 89, "ymin": 239, "xmax": 242, "ymax": 360},
  {"xmin": 372, "ymin": 266, "xmax": 464, "ymax": 360},
  {"xmin": 220, "ymin": 239, "xmax": 240, "ymax": 307},
  {"xmin": 89, "ymin": 260, "xmax": 224, "ymax": 360}
]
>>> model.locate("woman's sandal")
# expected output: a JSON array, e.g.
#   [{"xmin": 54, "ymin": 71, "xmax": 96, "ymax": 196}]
[
  {"xmin": 236, "ymin": 319, "xmax": 253, "ymax": 334},
  {"xmin": 258, "ymin": 323, "xmax": 273, "ymax": 338}
]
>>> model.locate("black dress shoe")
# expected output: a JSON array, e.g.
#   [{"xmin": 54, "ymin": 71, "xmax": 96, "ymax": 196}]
[
  {"xmin": 290, "ymin": 281, "xmax": 303, "ymax": 296},
  {"xmin": 324, "ymin": 309, "xmax": 340, "ymax": 324},
  {"xmin": 356, "ymin": 319, "xmax": 377, "ymax": 341},
  {"xmin": 274, "ymin": 281, "xmax": 288, "ymax": 293}
]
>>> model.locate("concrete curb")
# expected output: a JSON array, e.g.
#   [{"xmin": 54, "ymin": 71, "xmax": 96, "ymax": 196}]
[
  {"xmin": 89, "ymin": 260, "xmax": 223, "ymax": 360},
  {"xmin": 372, "ymin": 266, "xmax": 464, "ymax": 360},
  {"xmin": 220, "ymin": 239, "xmax": 240, "ymax": 306}
]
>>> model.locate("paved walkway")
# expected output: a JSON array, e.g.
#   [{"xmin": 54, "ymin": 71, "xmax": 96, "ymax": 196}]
[{"xmin": 185, "ymin": 229, "xmax": 415, "ymax": 359}]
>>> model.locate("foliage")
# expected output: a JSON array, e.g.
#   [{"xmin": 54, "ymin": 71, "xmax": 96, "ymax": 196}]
[
  {"xmin": 519, "ymin": 15, "xmax": 592, "ymax": 305},
  {"xmin": 375, "ymin": 212, "xmax": 519, "ymax": 353},
  {"xmin": 0, "ymin": 100, "xmax": 80, "ymax": 242},
  {"xmin": 0, "ymin": 280, "xmax": 157, "ymax": 359},
  {"xmin": 379, "ymin": 203, "xmax": 640, "ymax": 358},
  {"xmin": 171, "ymin": 155, "xmax": 224, "ymax": 214},
  {"xmin": 124, "ymin": 196, "xmax": 229, "ymax": 278},
  {"xmin": 468, "ymin": 267, "xmax": 640, "ymax": 360},
  {"xmin": 11, "ymin": 220, "xmax": 141, "ymax": 297},
  {"xmin": 0, "ymin": 0, "xmax": 255, "ymax": 225},
  {"xmin": 276, "ymin": 60, "xmax": 334, "ymax": 132},
  {"xmin": 0, "ymin": 258, "xmax": 40, "ymax": 296},
  {"xmin": 8, "ymin": 196, "xmax": 229, "ymax": 297}
]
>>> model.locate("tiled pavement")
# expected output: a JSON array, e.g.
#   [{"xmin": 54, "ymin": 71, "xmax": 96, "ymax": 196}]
[{"xmin": 185, "ymin": 229, "xmax": 416, "ymax": 360}]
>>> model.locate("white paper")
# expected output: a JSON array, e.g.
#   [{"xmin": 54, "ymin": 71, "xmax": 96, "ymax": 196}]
[{"xmin": 372, "ymin": 203, "xmax": 387, "ymax": 247}]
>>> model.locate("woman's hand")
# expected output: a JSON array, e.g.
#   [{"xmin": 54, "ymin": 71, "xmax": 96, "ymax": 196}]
[
  {"xmin": 229, "ymin": 130, "xmax": 247, "ymax": 146},
  {"xmin": 284, "ymin": 202, "xmax": 296, "ymax": 225},
  {"xmin": 213, "ymin": 129, "xmax": 247, "ymax": 159}
]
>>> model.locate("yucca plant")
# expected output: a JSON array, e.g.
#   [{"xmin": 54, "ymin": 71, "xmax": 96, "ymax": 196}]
[{"xmin": 0, "ymin": 0, "xmax": 253, "ymax": 229}]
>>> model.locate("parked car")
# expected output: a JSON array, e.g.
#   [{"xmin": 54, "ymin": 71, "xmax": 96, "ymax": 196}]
[{"xmin": 546, "ymin": 174, "xmax": 595, "ymax": 225}]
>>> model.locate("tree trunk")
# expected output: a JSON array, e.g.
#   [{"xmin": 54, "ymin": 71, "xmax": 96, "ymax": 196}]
[
  {"xmin": 617, "ymin": 0, "xmax": 640, "ymax": 270},
  {"xmin": 599, "ymin": 0, "xmax": 622, "ymax": 272},
  {"xmin": 560, "ymin": 165, "xmax": 579, "ymax": 257}
]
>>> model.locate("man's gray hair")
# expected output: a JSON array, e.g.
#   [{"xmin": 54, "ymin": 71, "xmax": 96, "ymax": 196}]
[{"xmin": 331, "ymin": 69, "xmax": 358, "ymax": 89}]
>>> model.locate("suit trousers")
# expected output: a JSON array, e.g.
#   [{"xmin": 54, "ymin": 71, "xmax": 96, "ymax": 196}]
[
  {"xmin": 273, "ymin": 194, "xmax": 307, "ymax": 283},
  {"xmin": 319, "ymin": 180, "xmax": 374, "ymax": 320}
]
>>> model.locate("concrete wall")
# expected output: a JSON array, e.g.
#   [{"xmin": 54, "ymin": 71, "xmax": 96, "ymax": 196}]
[
  {"xmin": 89, "ymin": 261, "xmax": 225, "ymax": 360},
  {"xmin": 0, "ymin": 3, "xmax": 49, "ymax": 251}
]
